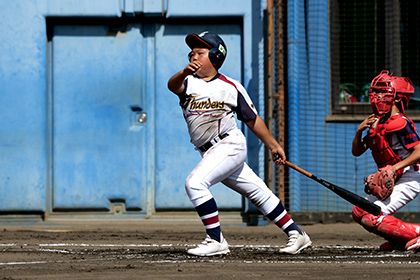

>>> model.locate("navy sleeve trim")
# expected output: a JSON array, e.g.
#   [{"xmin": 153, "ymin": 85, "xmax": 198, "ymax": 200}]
[{"xmin": 234, "ymin": 93, "xmax": 257, "ymax": 122}]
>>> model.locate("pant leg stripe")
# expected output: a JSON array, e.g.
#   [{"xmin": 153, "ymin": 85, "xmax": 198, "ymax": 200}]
[
  {"xmin": 205, "ymin": 222, "xmax": 221, "ymax": 229},
  {"xmin": 278, "ymin": 219, "xmax": 293, "ymax": 231},
  {"xmin": 200, "ymin": 211, "xmax": 219, "ymax": 220},
  {"xmin": 272, "ymin": 210, "xmax": 287, "ymax": 224}
]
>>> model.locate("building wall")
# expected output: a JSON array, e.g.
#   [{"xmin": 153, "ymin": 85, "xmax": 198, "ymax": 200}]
[{"xmin": 0, "ymin": 0, "xmax": 267, "ymax": 220}]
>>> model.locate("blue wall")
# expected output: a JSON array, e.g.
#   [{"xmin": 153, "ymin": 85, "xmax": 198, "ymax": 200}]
[
  {"xmin": 285, "ymin": 0, "xmax": 420, "ymax": 213},
  {"xmin": 0, "ymin": 0, "xmax": 268, "ymax": 219},
  {"xmin": 0, "ymin": 1, "xmax": 48, "ymax": 212},
  {"xmin": 2, "ymin": 0, "xmax": 417, "ymax": 220}
]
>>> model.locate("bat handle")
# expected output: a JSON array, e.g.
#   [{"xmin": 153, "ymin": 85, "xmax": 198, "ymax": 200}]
[
  {"xmin": 273, "ymin": 154, "xmax": 313, "ymax": 178},
  {"xmin": 285, "ymin": 161, "xmax": 313, "ymax": 178}
]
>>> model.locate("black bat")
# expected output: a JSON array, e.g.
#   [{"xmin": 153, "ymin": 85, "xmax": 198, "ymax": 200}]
[{"xmin": 273, "ymin": 154, "xmax": 381, "ymax": 216}]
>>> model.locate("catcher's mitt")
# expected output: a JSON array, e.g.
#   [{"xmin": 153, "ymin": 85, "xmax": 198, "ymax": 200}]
[{"xmin": 364, "ymin": 165, "xmax": 396, "ymax": 200}]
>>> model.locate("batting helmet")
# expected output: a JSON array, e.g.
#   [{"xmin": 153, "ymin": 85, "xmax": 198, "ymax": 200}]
[
  {"xmin": 186, "ymin": 31, "xmax": 227, "ymax": 69},
  {"xmin": 369, "ymin": 70, "xmax": 414, "ymax": 115}
]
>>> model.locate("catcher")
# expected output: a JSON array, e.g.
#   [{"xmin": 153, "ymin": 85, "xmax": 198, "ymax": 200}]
[{"xmin": 352, "ymin": 70, "xmax": 420, "ymax": 251}]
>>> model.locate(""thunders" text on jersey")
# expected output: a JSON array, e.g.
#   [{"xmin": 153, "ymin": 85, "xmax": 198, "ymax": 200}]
[{"xmin": 188, "ymin": 97, "xmax": 225, "ymax": 110}]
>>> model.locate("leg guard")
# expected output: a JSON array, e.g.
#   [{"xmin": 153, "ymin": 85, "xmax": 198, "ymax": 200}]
[
  {"xmin": 370, "ymin": 215, "xmax": 420, "ymax": 246},
  {"xmin": 353, "ymin": 206, "xmax": 420, "ymax": 247},
  {"xmin": 351, "ymin": 205, "xmax": 366, "ymax": 224}
]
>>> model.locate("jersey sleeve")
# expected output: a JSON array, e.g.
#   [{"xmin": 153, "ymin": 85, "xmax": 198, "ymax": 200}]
[
  {"xmin": 232, "ymin": 81, "xmax": 258, "ymax": 122},
  {"xmin": 177, "ymin": 77, "xmax": 189, "ymax": 108},
  {"xmin": 396, "ymin": 118, "xmax": 420, "ymax": 149}
]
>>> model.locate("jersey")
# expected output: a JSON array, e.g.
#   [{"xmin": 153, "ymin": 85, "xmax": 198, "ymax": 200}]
[
  {"xmin": 364, "ymin": 113, "xmax": 420, "ymax": 169},
  {"xmin": 178, "ymin": 73, "xmax": 258, "ymax": 148}
]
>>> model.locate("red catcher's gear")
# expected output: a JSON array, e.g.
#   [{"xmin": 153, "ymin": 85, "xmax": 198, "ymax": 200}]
[
  {"xmin": 367, "ymin": 114, "xmax": 406, "ymax": 179},
  {"xmin": 369, "ymin": 70, "xmax": 414, "ymax": 115},
  {"xmin": 364, "ymin": 165, "xmax": 396, "ymax": 200},
  {"xmin": 406, "ymin": 236, "xmax": 420, "ymax": 250},
  {"xmin": 352, "ymin": 206, "xmax": 420, "ymax": 247}
]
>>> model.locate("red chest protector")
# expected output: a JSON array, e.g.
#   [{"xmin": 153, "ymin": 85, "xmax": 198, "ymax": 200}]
[{"xmin": 367, "ymin": 114, "xmax": 408, "ymax": 177}]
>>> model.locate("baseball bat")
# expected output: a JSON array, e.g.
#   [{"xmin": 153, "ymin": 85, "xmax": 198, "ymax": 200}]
[{"xmin": 273, "ymin": 154, "xmax": 382, "ymax": 216}]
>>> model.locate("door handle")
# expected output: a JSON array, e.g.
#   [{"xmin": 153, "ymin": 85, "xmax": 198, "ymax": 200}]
[
  {"xmin": 130, "ymin": 106, "xmax": 146, "ymax": 124},
  {"xmin": 137, "ymin": 112, "xmax": 147, "ymax": 123}
]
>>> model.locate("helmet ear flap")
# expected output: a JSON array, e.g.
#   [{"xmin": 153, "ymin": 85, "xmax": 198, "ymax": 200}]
[{"xmin": 209, "ymin": 47, "xmax": 225, "ymax": 69}]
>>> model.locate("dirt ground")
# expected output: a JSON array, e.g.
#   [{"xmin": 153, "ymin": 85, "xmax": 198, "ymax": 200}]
[{"xmin": 0, "ymin": 213, "xmax": 419, "ymax": 280}]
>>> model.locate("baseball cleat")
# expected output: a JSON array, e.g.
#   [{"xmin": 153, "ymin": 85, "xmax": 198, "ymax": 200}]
[
  {"xmin": 380, "ymin": 241, "xmax": 396, "ymax": 251},
  {"xmin": 279, "ymin": 230, "xmax": 312, "ymax": 254},
  {"xmin": 405, "ymin": 236, "xmax": 420, "ymax": 251},
  {"xmin": 187, "ymin": 234, "xmax": 230, "ymax": 256}
]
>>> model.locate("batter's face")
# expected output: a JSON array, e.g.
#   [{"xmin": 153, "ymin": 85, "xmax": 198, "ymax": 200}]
[{"xmin": 188, "ymin": 47, "xmax": 217, "ymax": 78}]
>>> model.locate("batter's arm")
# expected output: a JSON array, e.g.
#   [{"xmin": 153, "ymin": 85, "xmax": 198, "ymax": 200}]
[
  {"xmin": 167, "ymin": 61, "xmax": 202, "ymax": 94},
  {"xmin": 167, "ymin": 71, "xmax": 188, "ymax": 94},
  {"xmin": 245, "ymin": 115, "xmax": 286, "ymax": 164}
]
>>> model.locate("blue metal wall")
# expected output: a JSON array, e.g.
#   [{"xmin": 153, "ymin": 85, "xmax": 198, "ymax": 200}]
[
  {"xmin": 0, "ymin": 0, "xmax": 266, "ymax": 219},
  {"xmin": 0, "ymin": 1, "xmax": 48, "ymax": 212}
]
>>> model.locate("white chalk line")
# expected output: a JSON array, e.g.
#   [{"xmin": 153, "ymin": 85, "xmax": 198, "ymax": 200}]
[{"xmin": 0, "ymin": 243, "xmax": 419, "ymax": 266}]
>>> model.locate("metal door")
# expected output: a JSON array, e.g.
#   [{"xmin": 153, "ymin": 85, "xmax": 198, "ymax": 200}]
[{"xmin": 50, "ymin": 23, "xmax": 149, "ymax": 214}]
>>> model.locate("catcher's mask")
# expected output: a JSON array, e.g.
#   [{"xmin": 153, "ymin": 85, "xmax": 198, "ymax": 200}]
[
  {"xmin": 186, "ymin": 31, "xmax": 227, "ymax": 69},
  {"xmin": 369, "ymin": 70, "xmax": 415, "ymax": 115}
]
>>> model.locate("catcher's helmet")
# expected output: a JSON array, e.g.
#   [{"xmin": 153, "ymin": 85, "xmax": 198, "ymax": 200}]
[
  {"xmin": 186, "ymin": 31, "xmax": 227, "ymax": 69},
  {"xmin": 369, "ymin": 70, "xmax": 414, "ymax": 115}
]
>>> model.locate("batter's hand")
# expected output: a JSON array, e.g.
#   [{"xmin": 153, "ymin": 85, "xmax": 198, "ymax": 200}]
[
  {"xmin": 272, "ymin": 148, "xmax": 286, "ymax": 165},
  {"xmin": 183, "ymin": 61, "xmax": 202, "ymax": 76},
  {"xmin": 168, "ymin": 61, "xmax": 203, "ymax": 94}
]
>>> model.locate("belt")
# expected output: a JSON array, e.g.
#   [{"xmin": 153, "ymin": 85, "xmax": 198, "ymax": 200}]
[{"xmin": 198, "ymin": 133, "xmax": 229, "ymax": 152}]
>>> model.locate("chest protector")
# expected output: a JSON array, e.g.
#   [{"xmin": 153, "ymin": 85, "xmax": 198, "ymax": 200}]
[{"xmin": 368, "ymin": 114, "xmax": 407, "ymax": 177}]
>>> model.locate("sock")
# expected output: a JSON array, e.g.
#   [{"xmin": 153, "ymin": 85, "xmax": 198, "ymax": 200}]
[
  {"xmin": 195, "ymin": 198, "xmax": 222, "ymax": 242},
  {"xmin": 266, "ymin": 201, "xmax": 302, "ymax": 236}
]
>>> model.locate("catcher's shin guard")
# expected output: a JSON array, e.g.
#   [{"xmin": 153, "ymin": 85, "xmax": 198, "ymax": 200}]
[
  {"xmin": 353, "ymin": 205, "xmax": 420, "ymax": 247},
  {"xmin": 351, "ymin": 205, "xmax": 366, "ymax": 223}
]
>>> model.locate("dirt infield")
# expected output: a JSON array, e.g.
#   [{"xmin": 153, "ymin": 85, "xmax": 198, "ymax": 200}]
[{"xmin": 0, "ymin": 213, "xmax": 419, "ymax": 279}]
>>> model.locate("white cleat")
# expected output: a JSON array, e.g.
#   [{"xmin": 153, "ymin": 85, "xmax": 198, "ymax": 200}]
[
  {"xmin": 187, "ymin": 234, "xmax": 230, "ymax": 256},
  {"xmin": 279, "ymin": 230, "xmax": 312, "ymax": 254}
]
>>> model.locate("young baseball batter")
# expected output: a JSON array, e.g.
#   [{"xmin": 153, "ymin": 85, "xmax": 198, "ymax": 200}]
[
  {"xmin": 352, "ymin": 70, "xmax": 420, "ymax": 251},
  {"xmin": 167, "ymin": 31, "xmax": 311, "ymax": 256}
]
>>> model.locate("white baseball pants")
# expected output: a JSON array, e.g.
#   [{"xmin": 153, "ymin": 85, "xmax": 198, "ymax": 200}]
[{"xmin": 185, "ymin": 128, "xmax": 279, "ymax": 215}]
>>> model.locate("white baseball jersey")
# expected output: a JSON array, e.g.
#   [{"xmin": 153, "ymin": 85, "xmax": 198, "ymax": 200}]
[{"xmin": 178, "ymin": 73, "xmax": 258, "ymax": 148}]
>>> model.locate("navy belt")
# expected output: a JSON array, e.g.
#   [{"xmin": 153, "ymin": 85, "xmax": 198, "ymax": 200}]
[{"xmin": 198, "ymin": 133, "xmax": 229, "ymax": 152}]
